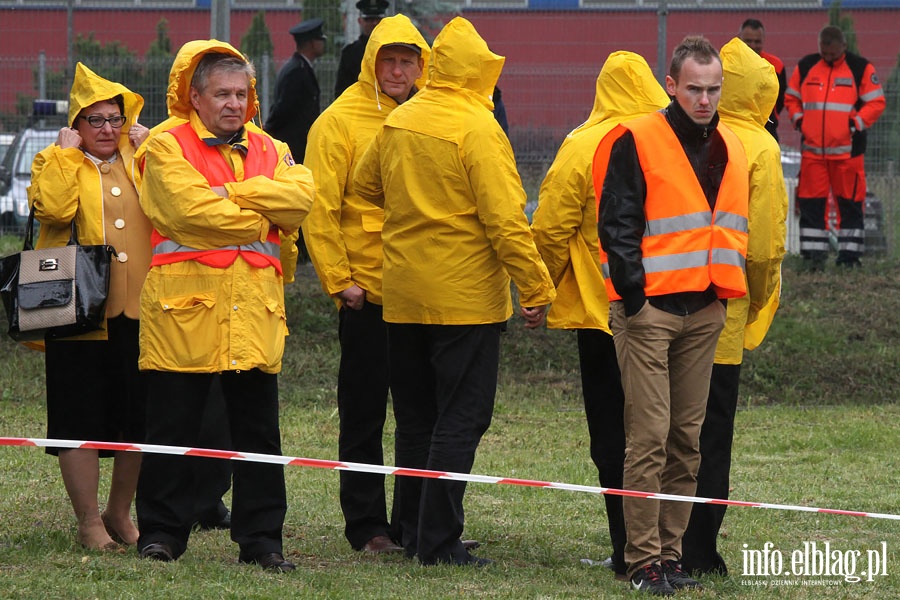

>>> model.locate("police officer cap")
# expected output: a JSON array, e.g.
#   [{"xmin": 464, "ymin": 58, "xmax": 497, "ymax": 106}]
[
  {"xmin": 289, "ymin": 18, "xmax": 326, "ymax": 41},
  {"xmin": 356, "ymin": 0, "xmax": 389, "ymax": 17}
]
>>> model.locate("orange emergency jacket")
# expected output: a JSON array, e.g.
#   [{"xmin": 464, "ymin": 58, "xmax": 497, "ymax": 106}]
[
  {"xmin": 150, "ymin": 123, "xmax": 283, "ymax": 273},
  {"xmin": 594, "ymin": 113, "xmax": 749, "ymax": 302},
  {"xmin": 785, "ymin": 52, "xmax": 885, "ymax": 160}
]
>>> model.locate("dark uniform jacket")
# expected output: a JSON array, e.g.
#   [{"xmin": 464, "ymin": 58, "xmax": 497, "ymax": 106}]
[
  {"xmin": 265, "ymin": 53, "xmax": 320, "ymax": 161},
  {"xmin": 334, "ymin": 35, "xmax": 369, "ymax": 97}
]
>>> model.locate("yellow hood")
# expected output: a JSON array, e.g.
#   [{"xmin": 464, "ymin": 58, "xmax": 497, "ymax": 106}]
[
  {"xmin": 718, "ymin": 37, "xmax": 778, "ymax": 129},
  {"xmin": 166, "ymin": 39, "xmax": 258, "ymax": 123},
  {"xmin": 360, "ymin": 14, "xmax": 430, "ymax": 105},
  {"xmin": 67, "ymin": 62, "xmax": 143, "ymax": 154},
  {"xmin": 427, "ymin": 17, "xmax": 503, "ymax": 106},
  {"xmin": 574, "ymin": 51, "xmax": 669, "ymax": 135}
]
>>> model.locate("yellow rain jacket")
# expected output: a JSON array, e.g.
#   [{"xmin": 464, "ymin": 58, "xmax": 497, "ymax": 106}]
[
  {"xmin": 138, "ymin": 40, "xmax": 315, "ymax": 373},
  {"xmin": 30, "ymin": 62, "xmax": 144, "ymax": 251},
  {"xmin": 133, "ymin": 41, "xmax": 301, "ymax": 283},
  {"xmin": 302, "ymin": 15, "xmax": 429, "ymax": 307},
  {"xmin": 716, "ymin": 38, "xmax": 788, "ymax": 362},
  {"xmin": 354, "ymin": 17, "xmax": 555, "ymax": 324},
  {"xmin": 531, "ymin": 52, "xmax": 668, "ymax": 331}
]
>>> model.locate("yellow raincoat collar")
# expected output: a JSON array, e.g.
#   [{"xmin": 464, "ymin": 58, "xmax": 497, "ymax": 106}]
[
  {"xmin": 360, "ymin": 14, "xmax": 430, "ymax": 107},
  {"xmin": 68, "ymin": 62, "xmax": 143, "ymax": 155},
  {"xmin": 719, "ymin": 37, "xmax": 777, "ymax": 129},
  {"xmin": 573, "ymin": 51, "xmax": 669, "ymax": 135},
  {"xmin": 167, "ymin": 39, "xmax": 258, "ymax": 124},
  {"xmin": 426, "ymin": 17, "xmax": 503, "ymax": 109}
]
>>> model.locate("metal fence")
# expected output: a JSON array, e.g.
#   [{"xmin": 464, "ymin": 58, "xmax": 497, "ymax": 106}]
[{"xmin": 0, "ymin": 3, "xmax": 897, "ymax": 254}]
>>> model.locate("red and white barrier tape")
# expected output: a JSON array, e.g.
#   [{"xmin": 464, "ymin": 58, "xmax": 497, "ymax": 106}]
[{"xmin": 2, "ymin": 436, "xmax": 898, "ymax": 522}]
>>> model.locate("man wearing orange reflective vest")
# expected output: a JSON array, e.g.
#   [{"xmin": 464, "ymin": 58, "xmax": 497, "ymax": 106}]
[
  {"xmin": 785, "ymin": 25, "xmax": 885, "ymax": 267},
  {"xmin": 593, "ymin": 36, "xmax": 749, "ymax": 596},
  {"xmin": 135, "ymin": 42, "xmax": 315, "ymax": 571}
]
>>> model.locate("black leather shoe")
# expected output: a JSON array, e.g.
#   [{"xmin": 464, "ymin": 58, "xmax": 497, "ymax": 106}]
[
  {"xmin": 139, "ymin": 542, "xmax": 174, "ymax": 562},
  {"xmin": 240, "ymin": 552, "xmax": 296, "ymax": 572},
  {"xmin": 197, "ymin": 508, "xmax": 231, "ymax": 531}
]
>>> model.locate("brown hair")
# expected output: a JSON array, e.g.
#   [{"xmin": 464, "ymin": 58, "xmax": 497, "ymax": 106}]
[{"xmin": 669, "ymin": 35, "xmax": 721, "ymax": 82}]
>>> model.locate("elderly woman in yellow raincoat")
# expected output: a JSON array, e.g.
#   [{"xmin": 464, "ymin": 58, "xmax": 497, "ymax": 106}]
[
  {"xmin": 681, "ymin": 37, "xmax": 788, "ymax": 576},
  {"xmin": 28, "ymin": 62, "xmax": 151, "ymax": 551},
  {"xmin": 531, "ymin": 51, "xmax": 669, "ymax": 578}
]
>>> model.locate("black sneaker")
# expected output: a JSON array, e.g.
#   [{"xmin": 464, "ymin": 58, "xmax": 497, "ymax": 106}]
[
  {"xmin": 630, "ymin": 562, "xmax": 674, "ymax": 596},
  {"xmin": 662, "ymin": 559, "xmax": 703, "ymax": 590}
]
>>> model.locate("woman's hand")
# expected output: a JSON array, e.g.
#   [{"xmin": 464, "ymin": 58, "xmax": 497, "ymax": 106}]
[
  {"xmin": 129, "ymin": 122, "xmax": 150, "ymax": 149},
  {"xmin": 57, "ymin": 126, "xmax": 82, "ymax": 150}
]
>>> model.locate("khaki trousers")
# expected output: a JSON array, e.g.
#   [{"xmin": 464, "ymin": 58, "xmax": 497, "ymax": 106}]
[{"xmin": 609, "ymin": 300, "xmax": 726, "ymax": 577}]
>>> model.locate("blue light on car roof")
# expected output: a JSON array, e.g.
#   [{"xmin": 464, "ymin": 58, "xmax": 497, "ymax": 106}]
[{"xmin": 32, "ymin": 99, "xmax": 69, "ymax": 116}]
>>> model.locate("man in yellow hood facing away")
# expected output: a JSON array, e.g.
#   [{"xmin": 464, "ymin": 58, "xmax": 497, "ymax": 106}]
[
  {"xmin": 302, "ymin": 14, "xmax": 429, "ymax": 556},
  {"xmin": 354, "ymin": 16, "xmax": 555, "ymax": 566},
  {"xmin": 681, "ymin": 36, "xmax": 787, "ymax": 577},
  {"xmin": 135, "ymin": 40, "xmax": 315, "ymax": 572},
  {"xmin": 532, "ymin": 51, "xmax": 669, "ymax": 579}
]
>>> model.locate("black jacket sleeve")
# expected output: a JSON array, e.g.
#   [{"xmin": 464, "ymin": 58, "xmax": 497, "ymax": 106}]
[{"xmin": 598, "ymin": 131, "xmax": 647, "ymax": 316}]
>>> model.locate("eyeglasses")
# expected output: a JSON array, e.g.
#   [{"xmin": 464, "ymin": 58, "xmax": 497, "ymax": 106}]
[{"xmin": 79, "ymin": 115, "xmax": 127, "ymax": 128}]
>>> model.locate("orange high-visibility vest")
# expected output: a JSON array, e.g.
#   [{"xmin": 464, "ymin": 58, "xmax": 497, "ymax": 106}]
[
  {"xmin": 150, "ymin": 123, "xmax": 283, "ymax": 273},
  {"xmin": 593, "ymin": 112, "xmax": 749, "ymax": 301}
]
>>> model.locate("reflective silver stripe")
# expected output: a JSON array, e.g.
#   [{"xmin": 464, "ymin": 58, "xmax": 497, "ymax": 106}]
[
  {"xmin": 601, "ymin": 262, "xmax": 610, "ymax": 279},
  {"xmin": 804, "ymin": 101, "xmax": 854, "ymax": 113},
  {"xmin": 800, "ymin": 228, "xmax": 831, "ymax": 239},
  {"xmin": 786, "ymin": 88, "xmax": 802, "ymax": 100},
  {"xmin": 801, "ymin": 143, "xmax": 852, "ymax": 155},
  {"xmin": 838, "ymin": 240, "xmax": 865, "ymax": 252},
  {"xmin": 714, "ymin": 211, "xmax": 748, "ymax": 233},
  {"xmin": 152, "ymin": 239, "xmax": 280, "ymax": 259},
  {"xmin": 859, "ymin": 88, "xmax": 884, "ymax": 102},
  {"xmin": 854, "ymin": 115, "xmax": 865, "ymax": 131},
  {"xmin": 711, "ymin": 248, "xmax": 746, "ymax": 269},
  {"xmin": 800, "ymin": 240, "xmax": 831, "ymax": 251},
  {"xmin": 838, "ymin": 228, "xmax": 865, "ymax": 238},
  {"xmin": 644, "ymin": 211, "xmax": 710, "ymax": 237},
  {"xmin": 643, "ymin": 250, "xmax": 708, "ymax": 273}
]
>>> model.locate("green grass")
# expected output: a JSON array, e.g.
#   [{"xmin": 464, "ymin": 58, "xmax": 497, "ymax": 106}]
[{"xmin": 0, "ymin": 245, "xmax": 898, "ymax": 599}]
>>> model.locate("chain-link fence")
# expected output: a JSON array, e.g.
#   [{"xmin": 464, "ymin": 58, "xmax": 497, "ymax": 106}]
[{"xmin": 1, "ymin": 2, "xmax": 897, "ymax": 253}]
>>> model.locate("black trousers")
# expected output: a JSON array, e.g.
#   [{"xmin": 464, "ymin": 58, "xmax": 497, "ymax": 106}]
[
  {"xmin": 136, "ymin": 369, "xmax": 286, "ymax": 560},
  {"xmin": 681, "ymin": 362, "xmax": 741, "ymax": 575},
  {"xmin": 337, "ymin": 302, "xmax": 393, "ymax": 549},
  {"xmin": 387, "ymin": 323, "xmax": 500, "ymax": 565},
  {"xmin": 194, "ymin": 376, "xmax": 233, "ymax": 524},
  {"xmin": 577, "ymin": 329, "xmax": 627, "ymax": 575}
]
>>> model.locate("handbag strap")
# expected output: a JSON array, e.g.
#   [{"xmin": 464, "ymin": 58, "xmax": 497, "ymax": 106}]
[{"xmin": 24, "ymin": 205, "xmax": 81, "ymax": 251}]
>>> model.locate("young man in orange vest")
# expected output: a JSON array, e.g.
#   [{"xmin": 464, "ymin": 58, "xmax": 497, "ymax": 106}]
[
  {"xmin": 593, "ymin": 36, "xmax": 749, "ymax": 596},
  {"xmin": 785, "ymin": 25, "xmax": 885, "ymax": 267},
  {"xmin": 135, "ymin": 42, "xmax": 315, "ymax": 571}
]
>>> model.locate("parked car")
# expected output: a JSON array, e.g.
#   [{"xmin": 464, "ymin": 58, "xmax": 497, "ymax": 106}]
[
  {"xmin": 0, "ymin": 101, "xmax": 67, "ymax": 234},
  {"xmin": 0, "ymin": 133, "xmax": 14, "ymax": 164}
]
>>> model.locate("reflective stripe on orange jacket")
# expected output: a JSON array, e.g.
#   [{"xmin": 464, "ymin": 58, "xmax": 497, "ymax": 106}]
[
  {"xmin": 594, "ymin": 113, "xmax": 749, "ymax": 302},
  {"xmin": 785, "ymin": 53, "xmax": 885, "ymax": 160},
  {"xmin": 151, "ymin": 122, "xmax": 282, "ymax": 272}
]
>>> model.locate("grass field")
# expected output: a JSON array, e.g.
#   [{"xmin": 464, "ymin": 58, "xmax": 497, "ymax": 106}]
[{"xmin": 0, "ymin": 239, "xmax": 898, "ymax": 599}]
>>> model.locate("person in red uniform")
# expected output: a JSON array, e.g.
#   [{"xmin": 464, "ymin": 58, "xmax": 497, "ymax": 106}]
[
  {"xmin": 785, "ymin": 25, "xmax": 885, "ymax": 267},
  {"xmin": 738, "ymin": 18, "xmax": 785, "ymax": 141}
]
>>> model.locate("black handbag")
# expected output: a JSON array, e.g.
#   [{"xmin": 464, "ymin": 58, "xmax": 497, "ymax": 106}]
[{"xmin": 0, "ymin": 207, "xmax": 116, "ymax": 342}]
